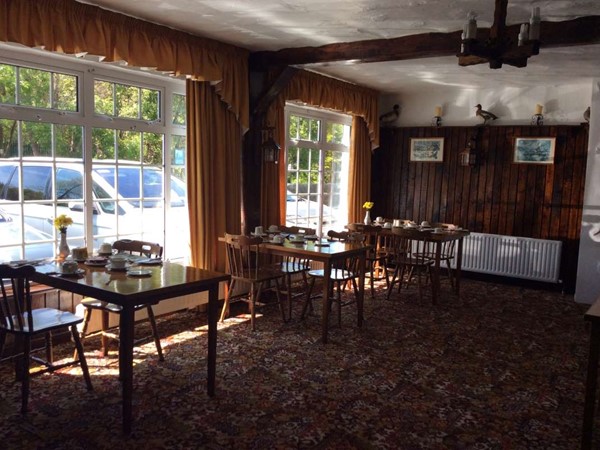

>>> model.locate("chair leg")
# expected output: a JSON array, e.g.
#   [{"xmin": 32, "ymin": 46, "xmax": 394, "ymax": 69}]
[
  {"xmin": 0, "ymin": 329, "xmax": 6, "ymax": 360},
  {"xmin": 273, "ymin": 278, "xmax": 288, "ymax": 324},
  {"xmin": 100, "ymin": 310, "xmax": 110, "ymax": 357},
  {"xmin": 302, "ymin": 277, "xmax": 316, "ymax": 319},
  {"xmin": 386, "ymin": 266, "xmax": 399, "ymax": 300},
  {"xmin": 219, "ymin": 279, "xmax": 236, "ymax": 322},
  {"xmin": 44, "ymin": 331, "xmax": 54, "ymax": 364},
  {"xmin": 146, "ymin": 306, "xmax": 164, "ymax": 361},
  {"xmin": 75, "ymin": 306, "xmax": 93, "ymax": 360},
  {"xmin": 249, "ymin": 282, "xmax": 264, "ymax": 331},
  {"xmin": 20, "ymin": 336, "xmax": 31, "ymax": 414},
  {"xmin": 71, "ymin": 325, "xmax": 93, "ymax": 391}
]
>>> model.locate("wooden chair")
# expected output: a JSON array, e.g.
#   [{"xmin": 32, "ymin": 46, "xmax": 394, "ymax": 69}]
[
  {"xmin": 279, "ymin": 226, "xmax": 316, "ymax": 236},
  {"xmin": 0, "ymin": 264, "xmax": 93, "ymax": 414},
  {"xmin": 386, "ymin": 233, "xmax": 434, "ymax": 302},
  {"xmin": 347, "ymin": 223, "xmax": 388, "ymax": 296},
  {"xmin": 419, "ymin": 239, "xmax": 457, "ymax": 289},
  {"xmin": 304, "ymin": 230, "xmax": 365, "ymax": 326},
  {"xmin": 79, "ymin": 239, "xmax": 164, "ymax": 361},
  {"xmin": 219, "ymin": 233, "xmax": 287, "ymax": 330}
]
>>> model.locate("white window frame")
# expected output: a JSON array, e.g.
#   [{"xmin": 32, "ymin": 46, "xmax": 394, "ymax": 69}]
[
  {"xmin": 0, "ymin": 44, "xmax": 187, "ymax": 261},
  {"xmin": 284, "ymin": 102, "xmax": 352, "ymax": 236}
]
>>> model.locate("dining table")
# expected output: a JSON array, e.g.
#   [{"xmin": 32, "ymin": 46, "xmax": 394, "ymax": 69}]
[
  {"xmin": 262, "ymin": 239, "xmax": 369, "ymax": 343},
  {"xmin": 220, "ymin": 236, "xmax": 370, "ymax": 344},
  {"xmin": 30, "ymin": 259, "xmax": 230, "ymax": 435},
  {"xmin": 378, "ymin": 226, "xmax": 470, "ymax": 303}
]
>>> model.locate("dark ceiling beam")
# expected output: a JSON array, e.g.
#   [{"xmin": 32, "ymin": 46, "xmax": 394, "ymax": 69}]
[
  {"xmin": 251, "ymin": 66, "xmax": 298, "ymax": 122},
  {"xmin": 249, "ymin": 16, "xmax": 600, "ymax": 69}
]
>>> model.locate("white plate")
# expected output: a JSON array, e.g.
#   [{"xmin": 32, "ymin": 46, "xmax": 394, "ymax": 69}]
[
  {"xmin": 431, "ymin": 231, "xmax": 446, "ymax": 235},
  {"xmin": 85, "ymin": 260, "xmax": 108, "ymax": 266},
  {"xmin": 58, "ymin": 269, "xmax": 85, "ymax": 277},
  {"xmin": 127, "ymin": 269, "xmax": 152, "ymax": 277},
  {"xmin": 137, "ymin": 258, "xmax": 163, "ymax": 265}
]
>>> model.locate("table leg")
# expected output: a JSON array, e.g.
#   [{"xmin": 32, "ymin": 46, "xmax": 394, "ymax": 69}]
[
  {"xmin": 119, "ymin": 306, "xmax": 135, "ymax": 435},
  {"xmin": 207, "ymin": 284, "xmax": 218, "ymax": 397},
  {"xmin": 357, "ymin": 252, "xmax": 365, "ymax": 328},
  {"xmin": 582, "ymin": 322, "xmax": 600, "ymax": 449},
  {"xmin": 322, "ymin": 260, "xmax": 332, "ymax": 344},
  {"xmin": 455, "ymin": 237, "xmax": 464, "ymax": 297}
]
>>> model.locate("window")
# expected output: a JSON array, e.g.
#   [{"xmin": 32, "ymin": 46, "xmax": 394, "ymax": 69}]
[
  {"xmin": 0, "ymin": 47, "xmax": 187, "ymax": 263},
  {"xmin": 285, "ymin": 104, "xmax": 351, "ymax": 235}
]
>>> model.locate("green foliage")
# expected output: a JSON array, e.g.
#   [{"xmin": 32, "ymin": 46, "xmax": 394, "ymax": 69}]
[
  {"xmin": 92, "ymin": 128, "xmax": 115, "ymax": 160},
  {"xmin": 55, "ymin": 124, "xmax": 83, "ymax": 158},
  {"xmin": 19, "ymin": 67, "xmax": 50, "ymax": 108},
  {"xmin": 172, "ymin": 94, "xmax": 186, "ymax": 125},
  {"xmin": 0, "ymin": 119, "xmax": 17, "ymax": 158},
  {"xmin": 22, "ymin": 121, "xmax": 51, "ymax": 156},
  {"xmin": 0, "ymin": 64, "xmax": 16, "ymax": 104}
]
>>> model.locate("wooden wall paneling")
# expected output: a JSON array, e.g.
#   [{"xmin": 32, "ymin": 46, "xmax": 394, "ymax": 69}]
[
  {"xmin": 474, "ymin": 127, "xmax": 489, "ymax": 232},
  {"xmin": 444, "ymin": 127, "xmax": 458, "ymax": 224},
  {"xmin": 488, "ymin": 126, "xmax": 503, "ymax": 234},
  {"xmin": 560, "ymin": 127, "xmax": 578, "ymax": 239},
  {"xmin": 549, "ymin": 127, "xmax": 565, "ymax": 240}
]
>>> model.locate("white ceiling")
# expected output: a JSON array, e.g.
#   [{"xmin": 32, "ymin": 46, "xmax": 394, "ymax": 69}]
[{"xmin": 78, "ymin": 0, "xmax": 600, "ymax": 93}]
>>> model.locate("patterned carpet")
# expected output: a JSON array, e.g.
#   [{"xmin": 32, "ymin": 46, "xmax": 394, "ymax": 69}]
[{"xmin": 0, "ymin": 277, "xmax": 594, "ymax": 449}]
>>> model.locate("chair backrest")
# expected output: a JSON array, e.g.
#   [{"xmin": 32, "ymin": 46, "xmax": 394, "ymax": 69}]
[
  {"xmin": 0, "ymin": 264, "xmax": 37, "ymax": 333},
  {"xmin": 280, "ymin": 226, "xmax": 316, "ymax": 235},
  {"xmin": 223, "ymin": 233, "xmax": 264, "ymax": 279},
  {"xmin": 347, "ymin": 223, "xmax": 380, "ymax": 249},
  {"xmin": 112, "ymin": 239, "xmax": 163, "ymax": 258}
]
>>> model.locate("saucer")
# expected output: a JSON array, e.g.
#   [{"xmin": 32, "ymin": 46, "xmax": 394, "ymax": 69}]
[
  {"xmin": 137, "ymin": 258, "xmax": 163, "ymax": 265},
  {"xmin": 127, "ymin": 269, "xmax": 152, "ymax": 277},
  {"xmin": 58, "ymin": 269, "xmax": 85, "ymax": 277},
  {"xmin": 107, "ymin": 265, "xmax": 128, "ymax": 272},
  {"xmin": 85, "ymin": 259, "xmax": 108, "ymax": 266}
]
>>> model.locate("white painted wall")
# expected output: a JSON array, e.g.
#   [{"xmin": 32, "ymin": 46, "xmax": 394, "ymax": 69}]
[
  {"xmin": 379, "ymin": 82, "xmax": 592, "ymax": 127},
  {"xmin": 576, "ymin": 80, "xmax": 600, "ymax": 304}
]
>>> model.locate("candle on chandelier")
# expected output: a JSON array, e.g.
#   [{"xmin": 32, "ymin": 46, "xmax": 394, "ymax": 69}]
[
  {"xmin": 535, "ymin": 104, "xmax": 543, "ymax": 115},
  {"xmin": 434, "ymin": 106, "xmax": 442, "ymax": 117}
]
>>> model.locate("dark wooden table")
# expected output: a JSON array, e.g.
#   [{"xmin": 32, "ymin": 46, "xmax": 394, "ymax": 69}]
[
  {"xmin": 31, "ymin": 261, "xmax": 229, "ymax": 435},
  {"xmin": 582, "ymin": 297, "xmax": 600, "ymax": 449},
  {"xmin": 379, "ymin": 227, "xmax": 469, "ymax": 303},
  {"xmin": 259, "ymin": 239, "xmax": 369, "ymax": 344}
]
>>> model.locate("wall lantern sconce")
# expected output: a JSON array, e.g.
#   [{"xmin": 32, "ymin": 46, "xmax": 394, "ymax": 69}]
[
  {"xmin": 260, "ymin": 126, "xmax": 280, "ymax": 164},
  {"xmin": 531, "ymin": 103, "xmax": 544, "ymax": 126},
  {"xmin": 432, "ymin": 106, "xmax": 442, "ymax": 127},
  {"xmin": 460, "ymin": 136, "xmax": 477, "ymax": 167}
]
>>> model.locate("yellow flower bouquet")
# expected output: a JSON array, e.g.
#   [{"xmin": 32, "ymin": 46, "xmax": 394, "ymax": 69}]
[
  {"xmin": 53, "ymin": 214, "xmax": 73, "ymax": 233},
  {"xmin": 363, "ymin": 201, "xmax": 374, "ymax": 210}
]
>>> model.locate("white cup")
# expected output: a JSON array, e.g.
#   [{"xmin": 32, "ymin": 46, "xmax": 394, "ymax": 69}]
[
  {"xmin": 376, "ymin": 216, "xmax": 384, "ymax": 223},
  {"xmin": 255, "ymin": 226, "xmax": 264, "ymax": 235},
  {"xmin": 392, "ymin": 219, "xmax": 401, "ymax": 227},
  {"xmin": 272, "ymin": 235, "xmax": 283, "ymax": 244},
  {"xmin": 421, "ymin": 221, "xmax": 430, "ymax": 227},
  {"xmin": 435, "ymin": 227, "xmax": 444, "ymax": 233},
  {"xmin": 110, "ymin": 255, "xmax": 128, "ymax": 269},
  {"xmin": 383, "ymin": 222, "xmax": 392, "ymax": 229},
  {"xmin": 61, "ymin": 260, "xmax": 78, "ymax": 274},
  {"xmin": 268, "ymin": 225, "xmax": 279, "ymax": 232},
  {"xmin": 99, "ymin": 242, "xmax": 113, "ymax": 254},
  {"xmin": 72, "ymin": 247, "xmax": 88, "ymax": 261}
]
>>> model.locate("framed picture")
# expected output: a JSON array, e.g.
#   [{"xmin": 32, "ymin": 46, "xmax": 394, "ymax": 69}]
[
  {"xmin": 410, "ymin": 138, "xmax": 444, "ymax": 162},
  {"xmin": 513, "ymin": 137, "xmax": 556, "ymax": 164}
]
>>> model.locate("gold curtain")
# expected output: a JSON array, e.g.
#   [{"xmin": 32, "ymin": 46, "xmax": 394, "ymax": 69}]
[
  {"xmin": 0, "ymin": 0, "xmax": 249, "ymax": 128},
  {"xmin": 263, "ymin": 69, "xmax": 379, "ymax": 225},
  {"xmin": 348, "ymin": 116, "xmax": 373, "ymax": 223},
  {"xmin": 187, "ymin": 81, "xmax": 242, "ymax": 272}
]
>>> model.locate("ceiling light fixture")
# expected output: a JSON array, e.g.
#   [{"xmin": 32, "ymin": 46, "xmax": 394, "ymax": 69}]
[{"xmin": 458, "ymin": 0, "xmax": 540, "ymax": 69}]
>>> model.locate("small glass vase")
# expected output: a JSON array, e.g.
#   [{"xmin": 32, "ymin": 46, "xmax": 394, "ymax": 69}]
[
  {"xmin": 364, "ymin": 210, "xmax": 372, "ymax": 225},
  {"xmin": 57, "ymin": 230, "xmax": 70, "ymax": 260}
]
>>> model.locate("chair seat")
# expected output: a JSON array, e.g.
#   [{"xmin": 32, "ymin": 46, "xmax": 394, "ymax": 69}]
[
  {"xmin": 5, "ymin": 308, "xmax": 83, "ymax": 333},
  {"xmin": 80, "ymin": 298, "xmax": 146, "ymax": 313},
  {"xmin": 308, "ymin": 268, "xmax": 356, "ymax": 281}
]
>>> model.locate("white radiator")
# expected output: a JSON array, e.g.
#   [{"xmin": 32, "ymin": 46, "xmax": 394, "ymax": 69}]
[{"xmin": 453, "ymin": 233, "xmax": 562, "ymax": 283}]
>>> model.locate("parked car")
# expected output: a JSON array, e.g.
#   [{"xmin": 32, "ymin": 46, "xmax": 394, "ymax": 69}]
[
  {"xmin": 0, "ymin": 159, "xmax": 188, "ymax": 259},
  {"xmin": 0, "ymin": 207, "xmax": 54, "ymax": 262},
  {"xmin": 286, "ymin": 192, "xmax": 333, "ymax": 227}
]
